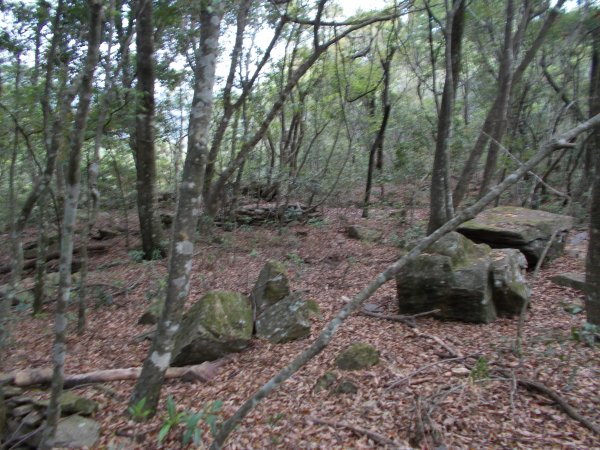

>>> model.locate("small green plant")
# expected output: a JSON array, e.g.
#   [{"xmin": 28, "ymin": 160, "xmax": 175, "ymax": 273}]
[
  {"xmin": 128, "ymin": 397, "xmax": 151, "ymax": 421},
  {"xmin": 286, "ymin": 251, "xmax": 304, "ymax": 265},
  {"xmin": 181, "ymin": 400, "xmax": 223, "ymax": 446},
  {"xmin": 470, "ymin": 357, "xmax": 490, "ymax": 381},
  {"xmin": 571, "ymin": 323, "xmax": 599, "ymax": 347},
  {"xmin": 158, "ymin": 396, "xmax": 185, "ymax": 443},
  {"xmin": 128, "ymin": 249, "xmax": 145, "ymax": 263},
  {"xmin": 249, "ymin": 248, "xmax": 259, "ymax": 257}
]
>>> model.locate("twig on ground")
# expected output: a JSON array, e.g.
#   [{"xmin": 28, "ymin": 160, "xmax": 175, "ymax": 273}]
[
  {"xmin": 386, "ymin": 355, "xmax": 471, "ymax": 390},
  {"xmin": 360, "ymin": 308, "xmax": 440, "ymax": 328},
  {"xmin": 494, "ymin": 369, "xmax": 600, "ymax": 435},
  {"xmin": 310, "ymin": 416, "xmax": 404, "ymax": 448}
]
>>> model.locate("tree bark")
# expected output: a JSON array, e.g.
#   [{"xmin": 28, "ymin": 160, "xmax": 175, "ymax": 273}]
[
  {"xmin": 133, "ymin": 0, "xmax": 163, "ymax": 260},
  {"xmin": 209, "ymin": 113, "xmax": 600, "ymax": 449},
  {"xmin": 128, "ymin": 1, "xmax": 224, "ymax": 417},
  {"xmin": 40, "ymin": 2, "xmax": 103, "ymax": 448},
  {"xmin": 585, "ymin": 16, "xmax": 600, "ymax": 325},
  {"xmin": 427, "ymin": 0, "xmax": 465, "ymax": 233}
]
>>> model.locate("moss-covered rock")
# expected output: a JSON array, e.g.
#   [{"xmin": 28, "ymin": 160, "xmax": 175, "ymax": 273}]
[
  {"xmin": 457, "ymin": 206, "xmax": 573, "ymax": 266},
  {"xmin": 397, "ymin": 232, "xmax": 497, "ymax": 323},
  {"xmin": 490, "ymin": 249, "xmax": 530, "ymax": 316},
  {"xmin": 34, "ymin": 391, "xmax": 99, "ymax": 416},
  {"xmin": 345, "ymin": 225, "xmax": 383, "ymax": 242},
  {"xmin": 336, "ymin": 343, "xmax": 379, "ymax": 370},
  {"xmin": 172, "ymin": 291, "xmax": 253, "ymax": 366},
  {"xmin": 314, "ymin": 372, "xmax": 337, "ymax": 393},
  {"xmin": 251, "ymin": 261, "xmax": 290, "ymax": 315},
  {"xmin": 333, "ymin": 379, "xmax": 359, "ymax": 395},
  {"xmin": 256, "ymin": 293, "xmax": 311, "ymax": 344}
]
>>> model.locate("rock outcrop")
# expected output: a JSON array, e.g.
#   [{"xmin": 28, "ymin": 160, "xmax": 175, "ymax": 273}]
[
  {"xmin": 255, "ymin": 293, "xmax": 311, "ymax": 344},
  {"xmin": 457, "ymin": 206, "xmax": 573, "ymax": 267},
  {"xmin": 397, "ymin": 232, "xmax": 530, "ymax": 323},
  {"xmin": 171, "ymin": 291, "xmax": 253, "ymax": 366},
  {"xmin": 250, "ymin": 260, "xmax": 290, "ymax": 315}
]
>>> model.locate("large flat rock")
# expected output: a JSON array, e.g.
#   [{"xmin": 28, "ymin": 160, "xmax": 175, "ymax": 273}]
[{"xmin": 457, "ymin": 206, "xmax": 573, "ymax": 267}]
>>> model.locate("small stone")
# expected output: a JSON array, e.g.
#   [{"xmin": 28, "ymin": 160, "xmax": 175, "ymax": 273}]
[
  {"xmin": 451, "ymin": 367, "xmax": 471, "ymax": 376},
  {"xmin": 6, "ymin": 395, "xmax": 32, "ymax": 406},
  {"xmin": 314, "ymin": 372, "xmax": 337, "ymax": 393},
  {"xmin": 22, "ymin": 410, "xmax": 43, "ymax": 427},
  {"xmin": 336, "ymin": 343, "xmax": 379, "ymax": 371},
  {"xmin": 2, "ymin": 386, "xmax": 23, "ymax": 398},
  {"xmin": 333, "ymin": 379, "xmax": 358, "ymax": 395},
  {"xmin": 11, "ymin": 403, "xmax": 34, "ymax": 417},
  {"xmin": 138, "ymin": 310, "xmax": 158, "ymax": 325}
]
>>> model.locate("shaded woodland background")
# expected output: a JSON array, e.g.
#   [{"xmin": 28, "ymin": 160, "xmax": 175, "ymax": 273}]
[{"xmin": 0, "ymin": 0, "xmax": 599, "ymax": 448}]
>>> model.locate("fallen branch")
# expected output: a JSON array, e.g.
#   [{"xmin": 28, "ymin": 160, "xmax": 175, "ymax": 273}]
[
  {"xmin": 0, "ymin": 360, "xmax": 228, "ymax": 388},
  {"xmin": 208, "ymin": 114, "xmax": 600, "ymax": 449},
  {"xmin": 360, "ymin": 309, "xmax": 439, "ymax": 328},
  {"xmin": 309, "ymin": 417, "xmax": 403, "ymax": 448},
  {"xmin": 386, "ymin": 355, "xmax": 470, "ymax": 390},
  {"xmin": 494, "ymin": 369, "xmax": 600, "ymax": 435}
]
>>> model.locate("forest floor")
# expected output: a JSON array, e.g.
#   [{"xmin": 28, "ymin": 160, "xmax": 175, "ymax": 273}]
[{"xmin": 1, "ymin": 190, "xmax": 599, "ymax": 449}]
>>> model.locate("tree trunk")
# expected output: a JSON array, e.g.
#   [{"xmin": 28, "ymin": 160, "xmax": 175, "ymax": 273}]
[
  {"xmin": 427, "ymin": 0, "xmax": 465, "ymax": 233},
  {"xmin": 133, "ymin": 0, "xmax": 163, "ymax": 260},
  {"xmin": 128, "ymin": 1, "xmax": 224, "ymax": 417},
  {"xmin": 453, "ymin": 0, "xmax": 566, "ymax": 207},
  {"xmin": 585, "ymin": 16, "xmax": 600, "ymax": 325},
  {"xmin": 40, "ymin": 2, "xmax": 103, "ymax": 448}
]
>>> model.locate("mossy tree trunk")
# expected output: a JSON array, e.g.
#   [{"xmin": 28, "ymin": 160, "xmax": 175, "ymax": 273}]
[{"xmin": 128, "ymin": 1, "xmax": 224, "ymax": 417}]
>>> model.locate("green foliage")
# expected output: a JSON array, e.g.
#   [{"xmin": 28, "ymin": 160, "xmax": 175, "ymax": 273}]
[
  {"xmin": 286, "ymin": 251, "xmax": 304, "ymax": 266},
  {"xmin": 570, "ymin": 323, "xmax": 599, "ymax": 347},
  {"xmin": 157, "ymin": 396, "xmax": 223, "ymax": 446},
  {"xmin": 470, "ymin": 357, "xmax": 490, "ymax": 381},
  {"xmin": 128, "ymin": 250, "xmax": 145, "ymax": 263},
  {"xmin": 128, "ymin": 398, "xmax": 151, "ymax": 422}
]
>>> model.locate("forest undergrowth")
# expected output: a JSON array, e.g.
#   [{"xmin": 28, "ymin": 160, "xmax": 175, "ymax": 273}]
[{"xmin": 1, "ymin": 190, "xmax": 598, "ymax": 449}]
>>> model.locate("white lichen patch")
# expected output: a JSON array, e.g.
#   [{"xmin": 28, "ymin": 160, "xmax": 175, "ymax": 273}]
[
  {"xmin": 173, "ymin": 275, "xmax": 187, "ymax": 289},
  {"xmin": 176, "ymin": 240, "xmax": 194, "ymax": 255},
  {"xmin": 150, "ymin": 351, "xmax": 171, "ymax": 370}
]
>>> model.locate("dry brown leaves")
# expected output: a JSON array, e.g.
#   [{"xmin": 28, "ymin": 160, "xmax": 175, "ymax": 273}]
[{"xmin": 1, "ymin": 202, "xmax": 598, "ymax": 449}]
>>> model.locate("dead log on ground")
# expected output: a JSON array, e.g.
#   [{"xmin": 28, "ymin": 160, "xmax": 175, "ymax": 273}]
[
  {"xmin": 0, "ymin": 359, "xmax": 228, "ymax": 388},
  {"xmin": 0, "ymin": 245, "xmax": 108, "ymax": 274}
]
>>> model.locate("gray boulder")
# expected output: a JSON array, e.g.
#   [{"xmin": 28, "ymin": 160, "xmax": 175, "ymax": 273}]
[
  {"xmin": 397, "ymin": 232, "xmax": 497, "ymax": 323},
  {"xmin": 256, "ymin": 293, "xmax": 311, "ymax": 344},
  {"xmin": 551, "ymin": 272, "xmax": 587, "ymax": 292},
  {"xmin": 54, "ymin": 415, "xmax": 101, "ymax": 448},
  {"xmin": 457, "ymin": 206, "xmax": 573, "ymax": 266},
  {"xmin": 171, "ymin": 291, "xmax": 253, "ymax": 366},
  {"xmin": 490, "ymin": 249, "xmax": 530, "ymax": 316},
  {"xmin": 250, "ymin": 261, "xmax": 290, "ymax": 315},
  {"xmin": 345, "ymin": 225, "xmax": 383, "ymax": 242}
]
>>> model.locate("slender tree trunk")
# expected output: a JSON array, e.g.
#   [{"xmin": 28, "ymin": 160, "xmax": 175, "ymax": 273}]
[
  {"xmin": 40, "ymin": 2, "xmax": 103, "ymax": 447},
  {"xmin": 128, "ymin": 2, "xmax": 224, "ymax": 417},
  {"xmin": 363, "ymin": 48, "xmax": 393, "ymax": 219},
  {"xmin": 133, "ymin": 0, "xmax": 163, "ymax": 260},
  {"xmin": 453, "ymin": 0, "xmax": 566, "ymax": 207},
  {"xmin": 427, "ymin": 0, "xmax": 465, "ymax": 233},
  {"xmin": 32, "ymin": 193, "xmax": 49, "ymax": 315},
  {"xmin": 585, "ymin": 15, "xmax": 600, "ymax": 325}
]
